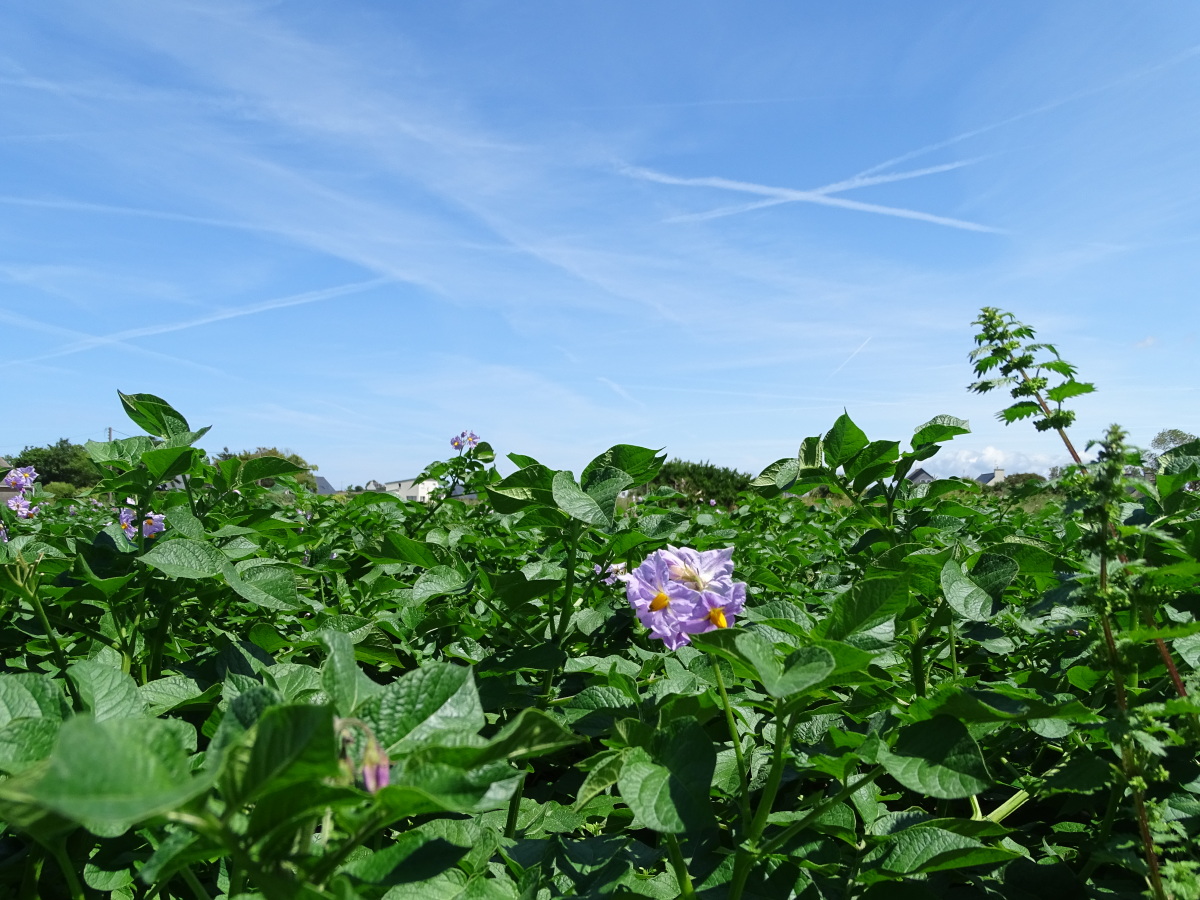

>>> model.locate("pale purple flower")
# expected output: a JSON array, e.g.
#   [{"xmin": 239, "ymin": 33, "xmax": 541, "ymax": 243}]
[
  {"xmin": 7, "ymin": 496, "xmax": 38, "ymax": 519},
  {"xmin": 360, "ymin": 736, "xmax": 390, "ymax": 793},
  {"xmin": 684, "ymin": 582, "xmax": 747, "ymax": 633},
  {"xmin": 625, "ymin": 552, "xmax": 702, "ymax": 649},
  {"xmin": 118, "ymin": 508, "xmax": 138, "ymax": 540},
  {"xmin": 450, "ymin": 433, "xmax": 465, "ymax": 450},
  {"xmin": 68, "ymin": 505, "xmax": 78, "ymax": 516},
  {"xmin": 465, "ymin": 431, "xmax": 479, "ymax": 448},
  {"xmin": 2, "ymin": 466, "xmax": 37, "ymax": 491},
  {"xmin": 595, "ymin": 562, "xmax": 629, "ymax": 586},
  {"xmin": 142, "ymin": 512, "xmax": 166, "ymax": 538},
  {"xmin": 0, "ymin": 525, "xmax": 6, "ymax": 542},
  {"xmin": 709, "ymin": 499, "xmax": 718, "ymax": 506},
  {"xmin": 660, "ymin": 545, "xmax": 735, "ymax": 593}
]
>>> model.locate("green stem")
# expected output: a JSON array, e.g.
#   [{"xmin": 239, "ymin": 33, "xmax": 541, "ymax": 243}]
[
  {"xmin": 760, "ymin": 766, "xmax": 885, "ymax": 856},
  {"xmin": 505, "ymin": 772, "xmax": 526, "ymax": 839},
  {"xmin": 664, "ymin": 832, "xmax": 697, "ymax": 898},
  {"xmin": 713, "ymin": 660, "xmax": 752, "ymax": 825},
  {"xmin": 308, "ymin": 812, "xmax": 385, "ymax": 886},
  {"xmin": 180, "ymin": 864, "xmax": 213, "ymax": 900},
  {"xmin": 551, "ymin": 522, "xmax": 583, "ymax": 645},
  {"xmin": 985, "ymin": 789, "xmax": 1029, "ymax": 823},
  {"xmin": 730, "ymin": 701, "xmax": 794, "ymax": 900},
  {"xmin": 47, "ymin": 840, "xmax": 85, "ymax": 900},
  {"xmin": 22, "ymin": 574, "xmax": 83, "ymax": 708},
  {"xmin": 909, "ymin": 619, "xmax": 926, "ymax": 698}
]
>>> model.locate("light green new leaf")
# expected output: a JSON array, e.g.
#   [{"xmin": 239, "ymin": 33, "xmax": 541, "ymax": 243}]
[
  {"xmin": 581, "ymin": 444, "xmax": 666, "ymax": 487},
  {"xmin": 412, "ymin": 566, "xmax": 469, "ymax": 602},
  {"xmin": 69, "ymin": 660, "xmax": 147, "ymax": 721},
  {"xmin": 911, "ymin": 415, "xmax": 971, "ymax": 450},
  {"xmin": 939, "ymin": 561, "xmax": 994, "ymax": 622},
  {"xmin": 552, "ymin": 471, "xmax": 612, "ymax": 527},
  {"xmin": 118, "ymin": 391, "xmax": 191, "ymax": 438}
]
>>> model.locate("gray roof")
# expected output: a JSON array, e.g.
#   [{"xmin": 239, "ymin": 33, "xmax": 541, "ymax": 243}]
[{"xmin": 313, "ymin": 475, "xmax": 336, "ymax": 495}]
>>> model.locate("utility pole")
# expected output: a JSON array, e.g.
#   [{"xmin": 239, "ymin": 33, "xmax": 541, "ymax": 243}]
[{"xmin": 107, "ymin": 427, "xmax": 113, "ymax": 441}]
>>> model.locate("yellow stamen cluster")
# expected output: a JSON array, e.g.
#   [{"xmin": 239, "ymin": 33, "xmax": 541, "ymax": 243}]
[
  {"xmin": 708, "ymin": 607, "xmax": 728, "ymax": 628},
  {"xmin": 650, "ymin": 590, "xmax": 670, "ymax": 611}
]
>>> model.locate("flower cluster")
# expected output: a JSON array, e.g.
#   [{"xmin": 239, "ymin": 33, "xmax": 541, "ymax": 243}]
[
  {"xmin": 335, "ymin": 717, "xmax": 390, "ymax": 793},
  {"xmin": 118, "ymin": 507, "xmax": 166, "ymax": 541},
  {"xmin": 3, "ymin": 466, "xmax": 40, "ymax": 519},
  {"xmin": 450, "ymin": 430, "xmax": 480, "ymax": 451},
  {"xmin": 625, "ymin": 546, "xmax": 746, "ymax": 649}
]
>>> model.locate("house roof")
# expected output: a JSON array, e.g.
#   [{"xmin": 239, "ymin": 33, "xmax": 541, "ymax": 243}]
[{"xmin": 312, "ymin": 475, "xmax": 336, "ymax": 495}]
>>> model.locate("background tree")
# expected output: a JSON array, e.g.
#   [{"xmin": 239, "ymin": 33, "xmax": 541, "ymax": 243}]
[
  {"xmin": 1144, "ymin": 428, "xmax": 1198, "ymax": 489},
  {"xmin": 7, "ymin": 439, "xmax": 101, "ymax": 488},
  {"xmin": 211, "ymin": 446, "xmax": 318, "ymax": 489},
  {"xmin": 644, "ymin": 458, "xmax": 751, "ymax": 507}
]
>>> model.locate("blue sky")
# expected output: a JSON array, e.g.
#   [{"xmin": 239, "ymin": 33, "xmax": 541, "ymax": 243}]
[{"xmin": 3, "ymin": 2, "xmax": 1198, "ymax": 488}]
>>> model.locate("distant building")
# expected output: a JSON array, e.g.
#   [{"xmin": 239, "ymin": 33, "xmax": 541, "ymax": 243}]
[
  {"xmin": 364, "ymin": 480, "xmax": 386, "ymax": 492},
  {"xmin": 905, "ymin": 467, "xmax": 936, "ymax": 485},
  {"xmin": 383, "ymin": 477, "xmax": 439, "ymax": 502},
  {"xmin": 976, "ymin": 467, "xmax": 1006, "ymax": 486},
  {"xmin": 312, "ymin": 476, "xmax": 337, "ymax": 496}
]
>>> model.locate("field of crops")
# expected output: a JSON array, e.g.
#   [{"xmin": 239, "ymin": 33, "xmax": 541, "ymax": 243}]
[{"xmin": 1, "ymin": 311, "xmax": 1198, "ymax": 900}]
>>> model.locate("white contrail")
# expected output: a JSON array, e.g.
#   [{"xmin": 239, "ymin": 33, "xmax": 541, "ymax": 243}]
[
  {"xmin": 630, "ymin": 166, "xmax": 1002, "ymax": 233},
  {"xmin": 7, "ymin": 278, "xmax": 393, "ymax": 366},
  {"xmin": 828, "ymin": 336, "xmax": 872, "ymax": 378}
]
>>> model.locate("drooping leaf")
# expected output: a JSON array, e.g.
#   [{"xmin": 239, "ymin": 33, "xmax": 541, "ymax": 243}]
[{"xmin": 118, "ymin": 391, "xmax": 191, "ymax": 438}]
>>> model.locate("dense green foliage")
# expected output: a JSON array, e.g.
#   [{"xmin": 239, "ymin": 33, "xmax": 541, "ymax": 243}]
[
  {"xmin": 213, "ymin": 447, "xmax": 319, "ymax": 490},
  {"xmin": 7, "ymin": 439, "xmax": 102, "ymax": 489},
  {"xmin": 0, "ymin": 323, "xmax": 1198, "ymax": 900},
  {"xmin": 645, "ymin": 459, "xmax": 752, "ymax": 508}
]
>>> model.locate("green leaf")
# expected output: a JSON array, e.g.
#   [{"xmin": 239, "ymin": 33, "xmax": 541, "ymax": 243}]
[
  {"xmin": 23, "ymin": 717, "xmax": 209, "ymax": 831},
  {"xmin": 940, "ymin": 562, "xmax": 994, "ymax": 622},
  {"xmin": 140, "ymin": 538, "xmax": 227, "ymax": 579},
  {"xmin": 969, "ymin": 553, "xmax": 1018, "ymax": 601},
  {"xmin": 998, "ymin": 401, "xmax": 1041, "ymax": 424},
  {"xmin": 824, "ymin": 412, "xmax": 869, "ymax": 468},
  {"xmin": 820, "ymin": 575, "xmax": 909, "ymax": 640},
  {"xmin": 85, "ymin": 436, "xmax": 155, "ymax": 470},
  {"xmin": 470, "ymin": 708, "xmax": 580, "ymax": 764},
  {"xmin": 1045, "ymin": 380, "xmax": 1095, "ymax": 403},
  {"xmin": 69, "ymin": 660, "xmax": 148, "ymax": 721},
  {"xmin": 362, "ymin": 662, "xmax": 485, "ymax": 754},
  {"xmin": 582, "ymin": 465, "xmax": 635, "ymax": 516},
  {"xmin": 412, "ymin": 566, "xmax": 470, "ymax": 602},
  {"xmin": 487, "ymin": 464, "xmax": 556, "ymax": 513},
  {"xmin": 0, "ymin": 718, "xmax": 59, "ymax": 774},
  {"xmin": 751, "ymin": 458, "xmax": 799, "ymax": 497},
  {"xmin": 694, "ymin": 631, "xmax": 835, "ymax": 699},
  {"xmin": 847, "ymin": 440, "xmax": 900, "ymax": 492},
  {"xmin": 879, "ymin": 717, "xmax": 992, "ymax": 799},
  {"xmin": 552, "ymin": 471, "xmax": 612, "ymax": 527},
  {"xmin": 581, "ymin": 445, "xmax": 666, "ymax": 487},
  {"xmin": 141, "ymin": 446, "xmax": 200, "ymax": 482},
  {"xmin": 866, "ymin": 824, "xmax": 1017, "ymax": 878},
  {"xmin": 239, "ymin": 456, "xmax": 306, "ymax": 484},
  {"xmin": 165, "ymin": 506, "xmax": 204, "ymax": 540},
  {"xmin": 139, "ymin": 676, "xmax": 215, "ymax": 717},
  {"xmin": 318, "ymin": 630, "xmax": 382, "ymax": 717},
  {"xmin": 118, "ymin": 391, "xmax": 191, "ymax": 437},
  {"xmin": 0, "ymin": 674, "xmax": 64, "ymax": 727},
  {"xmin": 239, "ymin": 704, "xmax": 339, "ymax": 804},
  {"xmin": 575, "ymin": 749, "xmax": 626, "ymax": 810},
  {"xmin": 227, "ymin": 558, "xmax": 304, "ymax": 610},
  {"xmin": 370, "ymin": 532, "xmax": 440, "ymax": 568},
  {"xmin": 911, "ymin": 415, "xmax": 971, "ymax": 450},
  {"xmin": 618, "ymin": 718, "xmax": 715, "ymax": 833}
]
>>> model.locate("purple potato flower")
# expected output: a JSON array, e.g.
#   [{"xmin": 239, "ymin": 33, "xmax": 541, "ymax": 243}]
[
  {"xmin": 0, "ymin": 525, "xmax": 6, "ymax": 542},
  {"xmin": 595, "ymin": 562, "xmax": 629, "ymax": 586},
  {"xmin": 2, "ymin": 466, "xmax": 37, "ymax": 491},
  {"xmin": 465, "ymin": 430, "xmax": 479, "ymax": 448},
  {"xmin": 710, "ymin": 499, "xmax": 718, "ymax": 506},
  {"xmin": 625, "ymin": 552, "xmax": 703, "ymax": 649},
  {"xmin": 118, "ymin": 508, "xmax": 137, "ymax": 540},
  {"xmin": 625, "ymin": 545, "xmax": 747, "ymax": 649},
  {"xmin": 685, "ymin": 581, "xmax": 747, "ymax": 633},
  {"xmin": 450, "ymin": 433, "xmax": 465, "ymax": 450},
  {"xmin": 7, "ymin": 496, "xmax": 38, "ymax": 519},
  {"xmin": 360, "ymin": 736, "xmax": 390, "ymax": 793},
  {"xmin": 660, "ymin": 545, "xmax": 735, "ymax": 593},
  {"xmin": 142, "ymin": 512, "xmax": 166, "ymax": 538}
]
